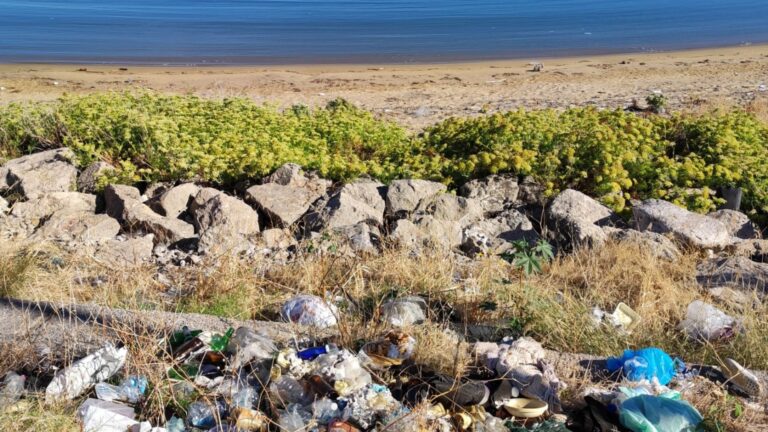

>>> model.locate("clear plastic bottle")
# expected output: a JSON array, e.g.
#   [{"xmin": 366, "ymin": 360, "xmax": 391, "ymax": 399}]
[
  {"xmin": 187, "ymin": 399, "xmax": 227, "ymax": 429},
  {"xmin": 95, "ymin": 376, "xmax": 147, "ymax": 404}
]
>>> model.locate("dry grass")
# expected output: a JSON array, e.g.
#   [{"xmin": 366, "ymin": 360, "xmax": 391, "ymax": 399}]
[{"xmin": 1, "ymin": 239, "xmax": 768, "ymax": 430}]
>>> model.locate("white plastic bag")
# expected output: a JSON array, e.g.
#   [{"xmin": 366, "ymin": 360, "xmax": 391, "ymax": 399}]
[
  {"xmin": 281, "ymin": 295, "xmax": 338, "ymax": 328},
  {"xmin": 679, "ymin": 300, "xmax": 738, "ymax": 342}
]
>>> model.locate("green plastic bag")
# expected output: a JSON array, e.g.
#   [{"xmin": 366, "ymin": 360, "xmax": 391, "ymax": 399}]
[{"xmin": 620, "ymin": 395, "xmax": 703, "ymax": 432}]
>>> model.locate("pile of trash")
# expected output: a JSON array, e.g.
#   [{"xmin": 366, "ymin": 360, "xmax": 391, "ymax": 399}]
[{"xmin": 0, "ymin": 294, "xmax": 762, "ymax": 432}]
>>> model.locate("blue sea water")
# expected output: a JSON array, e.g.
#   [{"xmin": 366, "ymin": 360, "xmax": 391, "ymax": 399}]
[{"xmin": 1, "ymin": 0, "xmax": 767, "ymax": 64}]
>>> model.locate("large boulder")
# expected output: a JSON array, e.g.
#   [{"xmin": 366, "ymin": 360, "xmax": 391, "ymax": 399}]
[
  {"xmin": 77, "ymin": 161, "xmax": 114, "ymax": 193},
  {"xmin": 305, "ymin": 179, "xmax": 386, "ymax": 231},
  {"xmin": 461, "ymin": 209, "xmax": 537, "ymax": 256},
  {"xmin": 459, "ymin": 174, "xmax": 519, "ymax": 215},
  {"xmin": 608, "ymin": 229, "xmax": 680, "ymax": 261},
  {"xmin": 385, "ymin": 179, "xmax": 446, "ymax": 218},
  {"xmin": 0, "ymin": 148, "xmax": 78, "ymax": 199},
  {"xmin": 93, "ymin": 235, "xmax": 155, "ymax": 267},
  {"xmin": 696, "ymin": 256, "xmax": 768, "ymax": 295},
  {"xmin": 707, "ymin": 209, "xmax": 759, "ymax": 240},
  {"xmin": 105, "ymin": 185, "xmax": 195, "ymax": 245},
  {"xmin": 633, "ymin": 199, "xmax": 732, "ymax": 249},
  {"xmin": 188, "ymin": 188, "xmax": 260, "ymax": 254},
  {"xmin": 547, "ymin": 189, "xmax": 622, "ymax": 249},
  {"xmin": 246, "ymin": 184, "xmax": 322, "ymax": 228},
  {"xmin": 148, "ymin": 183, "xmax": 200, "ymax": 219},
  {"xmin": 31, "ymin": 212, "xmax": 120, "ymax": 243}
]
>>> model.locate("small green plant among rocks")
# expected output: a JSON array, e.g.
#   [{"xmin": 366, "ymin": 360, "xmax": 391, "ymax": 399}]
[{"xmin": 501, "ymin": 239, "xmax": 554, "ymax": 275}]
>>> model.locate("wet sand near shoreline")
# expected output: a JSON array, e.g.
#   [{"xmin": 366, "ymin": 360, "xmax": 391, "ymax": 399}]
[{"xmin": 1, "ymin": 45, "xmax": 767, "ymax": 130}]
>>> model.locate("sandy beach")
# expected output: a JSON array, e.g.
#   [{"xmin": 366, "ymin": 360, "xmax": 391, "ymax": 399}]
[{"xmin": 1, "ymin": 45, "xmax": 767, "ymax": 129}]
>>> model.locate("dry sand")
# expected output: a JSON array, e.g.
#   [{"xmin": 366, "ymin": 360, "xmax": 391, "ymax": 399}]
[{"xmin": 1, "ymin": 45, "xmax": 767, "ymax": 130}]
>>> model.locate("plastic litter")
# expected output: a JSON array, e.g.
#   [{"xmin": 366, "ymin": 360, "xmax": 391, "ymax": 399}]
[
  {"xmin": 312, "ymin": 397, "xmax": 342, "ymax": 424},
  {"xmin": 165, "ymin": 416, "xmax": 186, "ymax": 432},
  {"xmin": 619, "ymin": 394, "xmax": 703, "ymax": 432},
  {"xmin": 278, "ymin": 404, "xmax": 311, "ymax": 432},
  {"xmin": 232, "ymin": 407, "xmax": 268, "ymax": 431},
  {"xmin": 679, "ymin": 300, "xmax": 738, "ymax": 342},
  {"xmin": 281, "ymin": 294, "xmax": 338, "ymax": 328},
  {"xmin": 298, "ymin": 343, "xmax": 339, "ymax": 361},
  {"xmin": 226, "ymin": 327, "xmax": 277, "ymax": 369},
  {"xmin": 186, "ymin": 399, "xmax": 228, "ymax": 429},
  {"xmin": 380, "ymin": 296, "xmax": 427, "ymax": 327},
  {"xmin": 46, "ymin": 343, "xmax": 128, "ymax": 403},
  {"xmin": 78, "ymin": 398, "xmax": 138, "ymax": 432},
  {"xmin": 607, "ymin": 347, "xmax": 681, "ymax": 386},
  {"xmin": 361, "ymin": 330, "xmax": 416, "ymax": 367},
  {"xmin": 95, "ymin": 376, "xmax": 147, "ymax": 404},
  {"xmin": 0, "ymin": 372, "xmax": 25, "ymax": 408}
]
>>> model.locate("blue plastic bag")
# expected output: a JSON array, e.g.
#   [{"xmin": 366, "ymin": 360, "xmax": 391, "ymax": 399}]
[
  {"xmin": 606, "ymin": 347, "xmax": 681, "ymax": 385},
  {"xmin": 619, "ymin": 395, "xmax": 703, "ymax": 432}
]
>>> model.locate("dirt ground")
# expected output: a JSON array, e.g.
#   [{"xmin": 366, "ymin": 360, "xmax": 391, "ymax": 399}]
[{"xmin": 1, "ymin": 44, "xmax": 767, "ymax": 130}]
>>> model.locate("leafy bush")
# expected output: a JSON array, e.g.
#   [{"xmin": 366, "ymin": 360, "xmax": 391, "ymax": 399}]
[
  {"xmin": 0, "ymin": 93, "xmax": 417, "ymax": 184},
  {"xmin": 2, "ymin": 92, "xmax": 768, "ymax": 217}
]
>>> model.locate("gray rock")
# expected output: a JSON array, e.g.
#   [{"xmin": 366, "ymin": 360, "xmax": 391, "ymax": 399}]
[
  {"xmin": 385, "ymin": 179, "xmax": 446, "ymax": 218},
  {"xmin": 143, "ymin": 183, "xmax": 173, "ymax": 201},
  {"xmin": 93, "ymin": 235, "xmax": 154, "ymax": 267},
  {"xmin": 547, "ymin": 189, "xmax": 622, "ymax": 249},
  {"xmin": 517, "ymin": 176, "xmax": 546, "ymax": 206},
  {"xmin": 9, "ymin": 192, "xmax": 97, "ymax": 228},
  {"xmin": 189, "ymin": 188, "xmax": 260, "ymax": 254},
  {"xmin": 462, "ymin": 209, "xmax": 537, "ymax": 256},
  {"xmin": 413, "ymin": 193, "xmax": 483, "ymax": 225},
  {"xmin": 105, "ymin": 184, "xmax": 194, "ymax": 245},
  {"xmin": 459, "ymin": 174, "xmax": 519, "ymax": 215},
  {"xmin": 246, "ymin": 183, "xmax": 321, "ymax": 228},
  {"xmin": 31, "ymin": 212, "xmax": 120, "ymax": 243},
  {"xmin": 729, "ymin": 239, "xmax": 768, "ymax": 262},
  {"xmin": 633, "ymin": 199, "xmax": 732, "ymax": 249},
  {"xmin": 76, "ymin": 161, "xmax": 114, "ymax": 193},
  {"xmin": 0, "ymin": 148, "xmax": 78, "ymax": 199},
  {"xmin": 381, "ymin": 296, "xmax": 427, "ymax": 327},
  {"xmin": 334, "ymin": 222, "xmax": 381, "ymax": 253},
  {"xmin": 0, "ymin": 196, "xmax": 7, "ymax": 214},
  {"xmin": 391, "ymin": 216, "xmax": 463, "ymax": 250},
  {"xmin": 148, "ymin": 183, "xmax": 200, "ymax": 218},
  {"xmin": 608, "ymin": 229, "xmax": 680, "ymax": 261},
  {"xmin": 260, "ymin": 228, "xmax": 297, "ymax": 251},
  {"xmin": 696, "ymin": 256, "xmax": 768, "ymax": 294},
  {"xmin": 708, "ymin": 209, "xmax": 759, "ymax": 240},
  {"xmin": 306, "ymin": 179, "xmax": 386, "ymax": 231},
  {"xmin": 264, "ymin": 163, "xmax": 330, "ymax": 192}
]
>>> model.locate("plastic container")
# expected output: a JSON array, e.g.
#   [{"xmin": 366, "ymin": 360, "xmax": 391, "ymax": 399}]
[
  {"xmin": 612, "ymin": 303, "xmax": 641, "ymax": 332},
  {"xmin": 503, "ymin": 398, "xmax": 548, "ymax": 418},
  {"xmin": 298, "ymin": 344, "xmax": 339, "ymax": 361}
]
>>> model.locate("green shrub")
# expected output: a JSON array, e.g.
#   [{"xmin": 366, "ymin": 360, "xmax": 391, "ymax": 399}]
[
  {"xmin": 2, "ymin": 92, "xmax": 768, "ymax": 217},
  {"xmin": 0, "ymin": 92, "xmax": 416, "ymax": 184}
]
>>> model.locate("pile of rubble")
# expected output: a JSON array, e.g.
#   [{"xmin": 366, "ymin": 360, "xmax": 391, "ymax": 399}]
[{"xmin": 4, "ymin": 293, "xmax": 761, "ymax": 432}]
